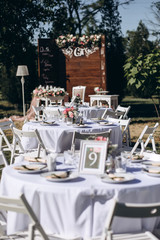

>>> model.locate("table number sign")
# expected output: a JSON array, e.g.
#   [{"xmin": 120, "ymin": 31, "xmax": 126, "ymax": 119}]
[{"xmin": 79, "ymin": 140, "xmax": 108, "ymax": 175}]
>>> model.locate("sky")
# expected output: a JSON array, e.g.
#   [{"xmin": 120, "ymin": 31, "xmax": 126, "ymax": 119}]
[{"xmin": 119, "ymin": 0, "xmax": 156, "ymax": 39}]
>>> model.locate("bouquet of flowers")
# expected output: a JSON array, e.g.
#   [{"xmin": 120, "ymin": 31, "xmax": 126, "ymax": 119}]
[
  {"xmin": 63, "ymin": 107, "xmax": 78, "ymax": 121},
  {"xmin": 94, "ymin": 87, "xmax": 103, "ymax": 94}
]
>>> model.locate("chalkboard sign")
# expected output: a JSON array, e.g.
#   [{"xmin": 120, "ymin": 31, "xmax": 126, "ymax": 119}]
[{"xmin": 38, "ymin": 39, "xmax": 58, "ymax": 86}]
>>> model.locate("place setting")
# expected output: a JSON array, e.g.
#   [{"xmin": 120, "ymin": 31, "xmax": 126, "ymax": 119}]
[
  {"xmin": 41, "ymin": 170, "xmax": 79, "ymax": 182},
  {"xmin": 13, "ymin": 164, "xmax": 47, "ymax": 174},
  {"xmin": 98, "ymin": 121, "xmax": 115, "ymax": 126},
  {"xmin": 99, "ymin": 154, "xmax": 137, "ymax": 184}
]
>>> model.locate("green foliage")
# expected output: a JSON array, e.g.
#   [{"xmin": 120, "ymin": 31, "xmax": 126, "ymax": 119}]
[
  {"xmin": 124, "ymin": 21, "xmax": 154, "ymax": 59},
  {"xmin": 124, "ymin": 48, "xmax": 160, "ymax": 98},
  {"xmin": 0, "ymin": 0, "xmax": 48, "ymax": 105}
]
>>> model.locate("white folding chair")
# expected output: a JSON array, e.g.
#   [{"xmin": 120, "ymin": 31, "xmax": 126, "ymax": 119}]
[
  {"xmin": 0, "ymin": 119, "xmax": 15, "ymax": 166},
  {"xmin": 32, "ymin": 105, "xmax": 44, "ymax": 121},
  {"xmin": 71, "ymin": 130, "xmax": 112, "ymax": 151},
  {"xmin": 101, "ymin": 109, "xmax": 124, "ymax": 120},
  {"xmin": 107, "ymin": 117, "xmax": 131, "ymax": 147},
  {"xmin": 11, "ymin": 127, "xmax": 49, "ymax": 164},
  {"xmin": 0, "ymin": 193, "xmax": 83, "ymax": 240},
  {"xmin": 99, "ymin": 198, "xmax": 160, "ymax": 240},
  {"xmin": 44, "ymin": 108, "xmax": 61, "ymax": 120},
  {"xmin": 85, "ymin": 198, "xmax": 160, "ymax": 240},
  {"xmin": 72, "ymin": 86, "xmax": 86, "ymax": 104},
  {"xmin": 131, "ymin": 122, "xmax": 159, "ymax": 156},
  {"xmin": 115, "ymin": 105, "xmax": 131, "ymax": 119},
  {"xmin": 0, "ymin": 193, "xmax": 50, "ymax": 240}
]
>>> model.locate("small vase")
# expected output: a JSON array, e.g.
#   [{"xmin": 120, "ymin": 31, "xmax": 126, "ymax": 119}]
[{"xmin": 66, "ymin": 117, "xmax": 73, "ymax": 125}]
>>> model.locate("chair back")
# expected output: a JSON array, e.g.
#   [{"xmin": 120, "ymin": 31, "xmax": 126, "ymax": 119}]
[
  {"xmin": 11, "ymin": 127, "xmax": 47, "ymax": 164},
  {"xmin": 0, "ymin": 193, "xmax": 49, "ymax": 240},
  {"xmin": 32, "ymin": 105, "xmax": 44, "ymax": 120},
  {"xmin": 107, "ymin": 117, "xmax": 131, "ymax": 147},
  {"xmin": 71, "ymin": 130, "xmax": 112, "ymax": 151},
  {"xmin": 72, "ymin": 86, "xmax": 86, "ymax": 104},
  {"xmin": 102, "ymin": 109, "xmax": 124, "ymax": 119},
  {"xmin": 131, "ymin": 122, "xmax": 159, "ymax": 155},
  {"xmin": 115, "ymin": 105, "xmax": 131, "ymax": 119},
  {"xmin": 44, "ymin": 108, "xmax": 61, "ymax": 120},
  {"xmin": 0, "ymin": 119, "xmax": 15, "ymax": 166},
  {"xmin": 103, "ymin": 197, "xmax": 160, "ymax": 240}
]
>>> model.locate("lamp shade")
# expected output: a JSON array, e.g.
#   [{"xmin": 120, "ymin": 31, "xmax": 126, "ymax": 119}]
[{"xmin": 16, "ymin": 65, "xmax": 29, "ymax": 76}]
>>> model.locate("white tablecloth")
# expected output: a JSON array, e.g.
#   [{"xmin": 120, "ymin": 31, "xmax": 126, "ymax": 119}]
[
  {"xmin": 1, "ymin": 159, "xmax": 160, "ymax": 238},
  {"xmin": 44, "ymin": 106, "xmax": 109, "ymax": 120},
  {"xmin": 22, "ymin": 121, "xmax": 122, "ymax": 153}
]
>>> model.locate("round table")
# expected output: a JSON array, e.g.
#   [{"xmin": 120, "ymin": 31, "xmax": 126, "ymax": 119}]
[
  {"xmin": 22, "ymin": 120, "xmax": 122, "ymax": 153},
  {"xmin": 1, "ymin": 159, "xmax": 160, "ymax": 238}
]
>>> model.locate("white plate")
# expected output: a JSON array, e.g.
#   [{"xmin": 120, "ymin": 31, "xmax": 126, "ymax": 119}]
[
  {"xmin": 30, "ymin": 120, "xmax": 42, "ymax": 123},
  {"xmin": 131, "ymin": 159, "xmax": 144, "ymax": 163},
  {"xmin": 24, "ymin": 156, "xmax": 47, "ymax": 164},
  {"xmin": 41, "ymin": 171, "xmax": 79, "ymax": 182},
  {"xmin": 13, "ymin": 164, "xmax": 47, "ymax": 174},
  {"xmin": 73, "ymin": 124, "xmax": 88, "ymax": 128},
  {"xmin": 40, "ymin": 121, "xmax": 56, "ymax": 126},
  {"xmin": 131, "ymin": 154, "xmax": 144, "ymax": 163},
  {"xmin": 143, "ymin": 167, "xmax": 160, "ymax": 177},
  {"xmin": 98, "ymin": 122, "xmax": 113, "ymax": 126},
  {"xmin": 142, "ymin": 160, "xmax": 160, "ymax": 167},
  {"xmin": 91, "ymin": 118, "xmax": 106, "ymax": 123},
  {"xmin": 100, "ymin": 173, "xmax": 135, "ymax": 184}
]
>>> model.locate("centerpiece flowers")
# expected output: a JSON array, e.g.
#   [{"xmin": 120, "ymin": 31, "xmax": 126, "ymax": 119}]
[{"xmin": 63, "ymin": 107, "xmax": 78, "ymax": 123}]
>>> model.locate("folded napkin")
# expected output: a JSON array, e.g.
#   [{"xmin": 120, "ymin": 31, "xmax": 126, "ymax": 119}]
[
  {"xmin": 108, "ymin": 174, "xmax": 125, "ymax": 181},
  {"xmin": 99, "ymin": 122, "xmax": 112, "ymax": 125},
  {"xmin": 46, "ymin": 171, "xmax": 69, "ymax": 179},
  {"xmin": 147, "ymin": 168, "xmax": 160, "ymax": 174},
  {"xmin": 43, "ymin": 120, "xmax": 55, "ymax": 124},
  {"xmin": 131, "ymin": 155, "xmax": 144, "ymax": 160},
  {"xmin": 24, "ymin": 156, "xmax": 46, "ymax": 164},
  {"xmin": 14, "ymin": 165, "xmax": 43, "ymax": 171}
]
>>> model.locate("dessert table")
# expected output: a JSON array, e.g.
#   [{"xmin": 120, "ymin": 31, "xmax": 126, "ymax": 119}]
[
  {"xmin": 89, "ymin": 95, "xmax": 119, "ymax": 109},
  {"xmin": 1, "ymin": 157, "xmax": 160, "ymax": 238},
  {"xmin": 22, "ymin": 120, "xmax": 122, "ymax": 153}
]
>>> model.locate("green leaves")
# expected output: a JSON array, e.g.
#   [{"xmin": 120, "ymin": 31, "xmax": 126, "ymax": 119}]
[{"xmin": 124, "ymin": 48, "xmax": 160, "ymax": 99}]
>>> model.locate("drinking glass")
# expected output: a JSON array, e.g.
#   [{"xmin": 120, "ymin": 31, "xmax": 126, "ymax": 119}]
[{"xmin": 115, "ymin": 156, "xmax": 127, "ymax": 173}]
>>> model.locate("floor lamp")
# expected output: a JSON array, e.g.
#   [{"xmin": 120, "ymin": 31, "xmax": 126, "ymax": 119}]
[{"xmin": 16, "ymin": 65, "xmax": 29, "ymax": 117}]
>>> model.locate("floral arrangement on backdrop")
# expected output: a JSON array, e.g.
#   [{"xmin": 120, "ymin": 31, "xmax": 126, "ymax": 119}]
[
  {"xmin": 55, "ymin": 34, "xmax": 101, "ymax": 49},
  {"xmin": 94, "ymin": 87, "xmax": 103, "ymax": 94},
  {"xmin": 63, "ymin": 107, "xmax": 78, "ymax": 120},
  {"xmin": 33, "ymin": 85, "xmax": 66, "ymax": 98}
]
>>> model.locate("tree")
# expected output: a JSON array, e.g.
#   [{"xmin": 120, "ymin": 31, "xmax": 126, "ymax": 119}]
[
  {"xmin": 0, "ymin": 0, "xmax": 49, "ymax": 106},
  {"xmin": 48, "ymin": 0, "xmax": 135, "ymax": 38},
  {"xmin": 124, "ymin": 48, "xmax": 160, "ymax": 117},
  {"xmin": 98, "ymin": 0, "xmax": 125, "ymax": 99},
  {"xmin": 150, "ymin": 1, "xmax": 160, "ymax": 42},
  {"xmin": 124, "ymin": 21, "xmax": 154, "ymax": 59}
]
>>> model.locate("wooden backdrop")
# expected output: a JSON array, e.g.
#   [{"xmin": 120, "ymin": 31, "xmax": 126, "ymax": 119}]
[{"xmin": 38, "ymin": 35, "xmax": 107, "ymax": 102}]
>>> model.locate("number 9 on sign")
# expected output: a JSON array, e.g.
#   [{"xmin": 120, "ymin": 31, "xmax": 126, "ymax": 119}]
[{"xmin": 88, "ymin": 151, "xmax": 97, "ymax": 166}]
